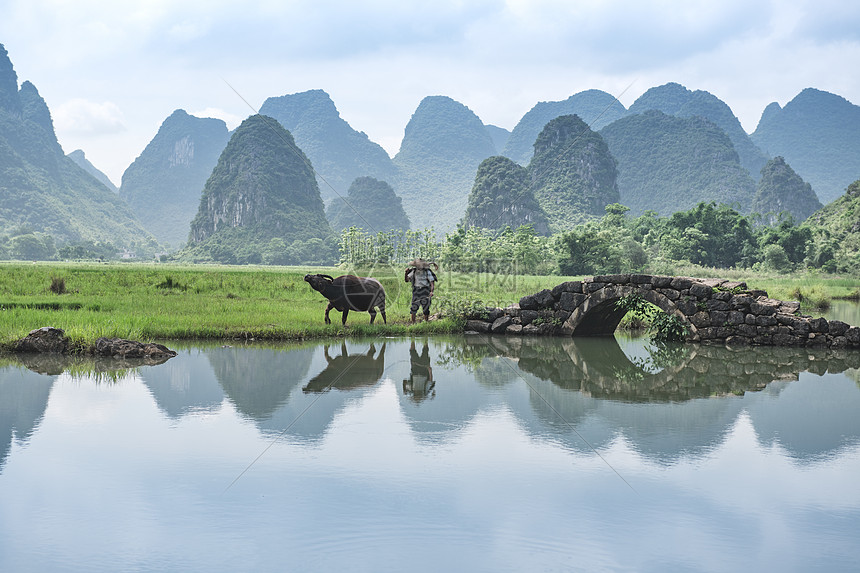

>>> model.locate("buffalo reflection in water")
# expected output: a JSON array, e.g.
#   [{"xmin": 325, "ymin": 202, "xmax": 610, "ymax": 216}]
[{"xmin": 302, "ymin": 342, "xmax": 386, "ymax": 393}]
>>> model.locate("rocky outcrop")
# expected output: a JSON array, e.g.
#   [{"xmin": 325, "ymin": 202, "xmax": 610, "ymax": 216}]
[
  {"xmin": 14, "ymin": 327, "xmax": 69, "ymax": 353},
  {"xmin": 94, "ymin": 338, "xmax": 177, "ymax": 359},
  {"xmin": 11, "ymin": 327, "xmax": 177, "ymax": 359},
  {"xmin": 186, "ymin": 114, "xmax": 332, "ymax": 254},
  {"xmin": 463, "ymin": 274, "xmax": 860, "ymax": 349}
]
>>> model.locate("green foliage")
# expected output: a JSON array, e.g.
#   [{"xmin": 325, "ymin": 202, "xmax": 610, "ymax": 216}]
[
  {"xmin": 529, "ymin": 115, "xmax": 619, "ymax": 232},
  {"xmin": 599, "ymin": 110, "xmax": 756, "ymax": 216},
  {"xmin": 649, "ymin": 202, "xmax": 757, "ymax": 268},
  {"xmin": 756, "ymin": 217, "xmax": 812, "ymax": 265},
  {"xmin": 761, "ymin": 243, "xmax": 791, "ymax": 272},
  {"xmin": 326, "ymin": 176, "xmax": 410, "ymax": 233},
  {"xmin": 557, "ymin": 203, "xmax": 647, "ymax": 275},
  {"xmin": 6, "ymin": 232, "xmax": 56, "ymax": 260},
  {"xmin": 804, "ymin": 179, "xmax": 860, "ymax": 274},
  {"xmin": 57, "ymin": 240, "xmax": 120, "ymax": 261},
  {"xmin": 441, "ymin": 224, "xmax": 557, "ymax": 275},
  {"xmin": 180, "ymin": 227, "xmax": 339, "ymax": 266},
  {"xmin": 338, "ymin": 227, "xmax": 440, "ymax": 267},
  {"xmin": 463, "ymin": 155, "xmax": 550, "ymax": 234},
  {"xmin": 615, "ymin": 293, "xmax": 687, "ymax": 342}
]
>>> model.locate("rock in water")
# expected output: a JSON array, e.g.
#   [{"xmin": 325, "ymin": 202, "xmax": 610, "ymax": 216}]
[
  {"xmin": 94, "ymin": 338, "xmax": 177, "ymax": 359},
  {"xmin": 14, "ymin": 327, "xmax": 70, "ymax": 354}
]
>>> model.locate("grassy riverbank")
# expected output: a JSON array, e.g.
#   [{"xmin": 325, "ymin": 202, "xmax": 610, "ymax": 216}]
[
  {"xmin": 0, "ymin": 262, "xmax": 564, "ymax": 350},
  {"xmin": 0, "ymin": 262, "xmax": 855, "ymax": 350}
]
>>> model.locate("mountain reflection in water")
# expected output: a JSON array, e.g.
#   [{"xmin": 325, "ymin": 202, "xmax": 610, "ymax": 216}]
[
  {"xmin": 2, "ymin": 335, "xmax": 860, "ymax": 571},
  {"xmin": 2, "ymin": 335, "xmax": 860, "ymax": 471}
]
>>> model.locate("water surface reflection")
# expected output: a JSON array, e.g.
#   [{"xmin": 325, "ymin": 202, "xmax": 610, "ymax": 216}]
[{"xmin": 1, "ymin": 335, "xmax": 859, "ymax": 571}]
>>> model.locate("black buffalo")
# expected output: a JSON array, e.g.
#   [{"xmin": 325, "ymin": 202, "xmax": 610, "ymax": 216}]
[{"xmin": 304, "ymin": 274, "xmax": 387, "ymax": 325}]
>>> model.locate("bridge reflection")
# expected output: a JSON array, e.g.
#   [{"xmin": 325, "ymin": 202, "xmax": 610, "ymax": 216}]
[
  {"xmin": 3, "ymin": 337, "xmax": 859, "ymax": 468},
  {"xmin": 452, "ymin": 335, "xmax": 860, "ymax": 402}
]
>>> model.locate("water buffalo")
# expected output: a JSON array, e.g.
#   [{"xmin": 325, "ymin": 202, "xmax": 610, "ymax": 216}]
[{"xmin": 304, "ymin": 274, "xmax": 387, "ymax": 325}]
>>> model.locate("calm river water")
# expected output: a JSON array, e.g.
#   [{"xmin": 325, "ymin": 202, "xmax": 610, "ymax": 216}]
[{"xmin": 2, "ymin": 329, "xmax": 860, "ymax": 572}]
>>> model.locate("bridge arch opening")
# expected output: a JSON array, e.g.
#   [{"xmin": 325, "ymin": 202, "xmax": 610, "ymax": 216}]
[{"xmin": 564, "ymin": 285, "xmax": 697, "ymax": 339}]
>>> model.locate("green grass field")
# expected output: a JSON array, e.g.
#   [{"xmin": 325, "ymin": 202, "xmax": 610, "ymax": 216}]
[
  {"xmin": 0, "ymin": 262, "xmax": 567, "ymax": 350},
  {"xmin": 0, "ymin": 261, "xmax": 855, "ymax": 350}
]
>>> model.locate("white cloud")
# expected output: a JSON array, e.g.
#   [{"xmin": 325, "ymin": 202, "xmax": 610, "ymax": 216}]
[
  {"xmin": 53, "ymin": 99, "xmax": 127, "ymax": 135},
  {"xmin": 3, "ymin": 0, "xmax": 860, "ymax": 178},
  {"xmin": 189, "ymin": 107, "xmax": 244, "ymax": 129}
]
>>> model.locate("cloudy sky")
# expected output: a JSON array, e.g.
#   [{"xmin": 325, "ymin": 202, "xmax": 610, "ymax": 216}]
[{"xmin": 1, "ymin": 0, "xmax": 859, "ymax": 184}]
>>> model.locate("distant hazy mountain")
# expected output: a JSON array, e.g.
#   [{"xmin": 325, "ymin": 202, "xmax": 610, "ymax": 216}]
[
  {"xmin": 327, "ymin": 176, "xmax": 410, "ymax": 233},
  {"xmin": 484, "ymin": 124, "xmax": 511, "ymax": 154},
  {"xmin": 259, "ymin": 89, "xmax": 396, "ymax": 203},
  {"xmin": 119, "ymin": 109, "xmax": 229, "ymax": 248},
  {"xmin": 628, "ymin": 82, "xmax": 770, "ymax": 178},
  {"xmin": 67, "ymin": 150, "xmax": 117, "ymax": 193},
  {"xmin": 752, "ymin": 88, "xmax": 860, "ymax": 204},
  {"xmin": 600, "ymin": 110, "xmax": 755, "ymax": 216},
  {"xmin": 392, "ymin": 95, "xmax": 497, "ymax": 232},
  {"xmin": 529, "ymin": 115, "xmax": 619, "ymax": 231},
  {"xmin": 0, "ymin": 43, "xmax": 155, "ymax": 254},
  {"xmin": 463, "ymin": 155, "xmax": 550, "ymax": 235},
  {"xmin": 502, "ymin": 90, "xmax": 628, "ymax": 165},
  {"xmin": 751, "ymin": 156, "xmax": 822, "ymax": 225},
  {"xmin": 185, "ymin": 115, "xmax": 333, "ymax": 264}
]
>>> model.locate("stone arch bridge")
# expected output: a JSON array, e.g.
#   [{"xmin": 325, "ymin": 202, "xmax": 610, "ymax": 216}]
[{"xmin": 464, "ymin": 274, "xmax": 860, "ymax": 349}]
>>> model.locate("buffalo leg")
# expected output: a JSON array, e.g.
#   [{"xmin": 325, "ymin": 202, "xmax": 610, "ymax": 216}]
[
  {"xmin": 341, "ymin": 308, "xmax": 349, "ymax": 325},
  {"xmin": 380, "ymin": 308, "xmax": 387, "ymax": 324},
  {"xmin": 324, "ymin": 302, "xmax": 333, "ymax": 324},
  {"xmin": 369, "ymin": 309, "xmax": 377, "ymax": 324}
]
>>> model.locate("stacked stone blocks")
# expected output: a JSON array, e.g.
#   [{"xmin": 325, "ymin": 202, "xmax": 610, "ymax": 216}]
[{"xmin": 463, "ymin": 274, "xmax": 860, "ymax": 349}]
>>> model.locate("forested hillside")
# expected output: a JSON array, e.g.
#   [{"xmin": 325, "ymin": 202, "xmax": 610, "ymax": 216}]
[
  {"xmin": 183, "ymin": 115, "xmax": 334, "ymax": 265},
  {"xmin": 751, "ymin": 156, "xmax": 821, "ymax": 224},
  {"xmin": 502, "ymin": 89, "xmax": 628, "ymax": 165},
  {"xmin": 628, "ymin": 83, "xmax": 769, "ymax": 178},
  {"xmin": 393, "ymin": 95, "xmax": 497, "ymax": 232},
  {"xmin": 752, "ymin": 88, "xmax": 860, "ymax": 204},
  {"xmin": 119, "ymin": 109, "xmax": 230, "ymax": 248},
  {"xmin": 805, "ymin": 179, "xmax": 860, "ymax": 273},
  {"xmin": 0, "ymin": 43, "xmax": 156, "ymax": 259},
  {"xmin": 529, "ymin": 115, "xmax": 619, "ymax": 231},
  {"xmin": 327, "ymin": 176, "xmax": 410, "ymax": 233},
  {"xmin": 463, "ymin": 155, "xmax": 550, "ymax": 235},
  {"xmin": 259, "ymin": 89, "xmax": 396, "ymax": 203},
  {"xmin": 600, "ymin": 110, "xmax": 756, "ymax": 215}
]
